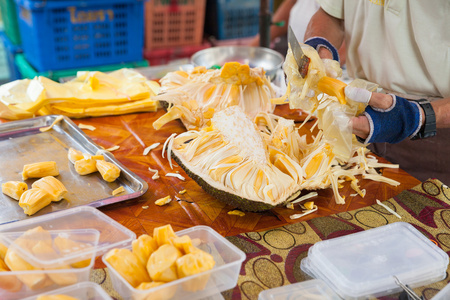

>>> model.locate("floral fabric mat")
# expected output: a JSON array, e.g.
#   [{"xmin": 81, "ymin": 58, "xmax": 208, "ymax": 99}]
[{"xmin": 91, "ymin": 179, "xmax": 450, "ymax": 300}]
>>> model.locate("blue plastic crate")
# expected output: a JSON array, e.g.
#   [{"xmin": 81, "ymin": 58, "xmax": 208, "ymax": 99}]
[
  {"xmin": 14, "ymin": 0, "xmax": 145, "ymax": 72},
  {"xmin": 0, "ymin": 31, "xmax": 22, "ymax": 80},
  {"xmin": 205, "ymin": 0, "xmax": 273, "ymax": 40}
]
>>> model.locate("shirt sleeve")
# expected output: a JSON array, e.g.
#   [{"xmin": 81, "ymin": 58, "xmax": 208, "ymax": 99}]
[{"xmin": 316, "ymin": 0, "xmax": 344, "ymax": 19}]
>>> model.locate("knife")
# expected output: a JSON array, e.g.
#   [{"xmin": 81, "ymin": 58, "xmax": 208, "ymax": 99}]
[{"xmin": 287, "ymin": 25, "xmax": 310, "ymax": 78}]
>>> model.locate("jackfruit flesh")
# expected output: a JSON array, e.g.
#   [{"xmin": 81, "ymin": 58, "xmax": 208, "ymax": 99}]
[
  {"xmin": 2, "ymin": 181, "xmax": 28, "ymax": 200},
  {"xmin": 147, "ymin": 244, "xmax": 182, "ymax": 282},
  {"xmin": 104, "ymin": 248, "xmax": 151, "ymax": 288},
  {"xmin": 96, "ymin": 160, "xmax": 121, "ymax": 182},
  {"xmin": 176, "ymin": 250, "xmax": 216, "ymax": 292},
  {"xmin": 36, "ymin": 295, "xmax": 80, "ymax": 300},
  {"xmin": 153, "ymin": 62, "xmax": 276, "ymax": 131},
  {"xmin": 31, "ymin": 176, "xmax": 67, "ymax": 202},
  {"xmin": 22, "ymin": 161, "xmax": 59, "ymax": 180},
  {"xmin": 19, "ymin": 188, "xmax": 53, "ymax": 215},
  {"xmin": 132, "ymin": 234, "xmax": 158, "ymax": 267}
]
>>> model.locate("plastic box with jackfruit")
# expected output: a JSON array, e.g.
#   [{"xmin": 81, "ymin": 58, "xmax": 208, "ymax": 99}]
[
  {"xmin": 0, "ymin": 206, "xmax": 135, "ymax": 299},
  {"xmin": 103, "ymin": 225, "xmax": 246, "ymax": 300}
]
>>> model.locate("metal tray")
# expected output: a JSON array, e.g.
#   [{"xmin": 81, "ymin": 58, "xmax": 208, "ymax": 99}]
[{"xmin": 0, "ymin": 115, "xmax": 148, "ymax": 225}]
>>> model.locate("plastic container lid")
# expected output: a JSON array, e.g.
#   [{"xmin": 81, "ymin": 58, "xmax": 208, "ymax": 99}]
[
  {"xmin": 0, "ymin": 206, "xmax": 136, "ymax": 261},
  {"xmin": 22, "ymin": 281, "xmax": 113, "ymax": 300},
  {"xmin": 303, "ymin": 222, "xmax": 449, "ymax": 299},
  {"xmin": 431, "ymin": 283, "xmax": 450, "ymax": 300},
  {"xmin": 258, "ymin": 279, "xmax": 341, "ymax": 300},
  {"xmin": 0, "ymin": 228, "xmax": 100, "ymax": 268}
]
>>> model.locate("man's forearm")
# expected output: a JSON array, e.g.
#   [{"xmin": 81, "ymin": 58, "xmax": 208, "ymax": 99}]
[
  {"xmin": 304, "ymin": 8, "xmax": 345, "ymax": 59},
  {"xmin": 432, "ymin": 98, "xmax": 450, "ymax": 129}
]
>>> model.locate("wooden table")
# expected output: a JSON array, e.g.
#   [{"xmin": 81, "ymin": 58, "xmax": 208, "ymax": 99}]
[{"xmin": 58, "ymin": 104, "xmax": 421, "ymax": 239}]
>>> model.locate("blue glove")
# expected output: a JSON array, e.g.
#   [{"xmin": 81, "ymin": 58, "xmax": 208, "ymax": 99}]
[
  {"xmin": 363, "ymin": 95, "xmax": 421, "ymax": 143},
  {"xmin": 345, "ymin": 86, "xmax": 422, "ymax": 144}
]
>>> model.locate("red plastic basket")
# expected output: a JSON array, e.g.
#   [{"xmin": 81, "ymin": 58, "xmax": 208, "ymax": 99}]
[
  {"xmin": 145, "ymin": 0, "xmax": 206, "ymax": 50},
  {"xmin": 144, "ymin": 42, "xmax": 210, "ymax": 66}
]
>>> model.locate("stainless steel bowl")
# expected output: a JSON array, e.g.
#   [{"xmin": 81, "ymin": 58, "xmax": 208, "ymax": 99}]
[{"xmin": 191, "ymin": 46, "xmax": 284, "ymax": 79}]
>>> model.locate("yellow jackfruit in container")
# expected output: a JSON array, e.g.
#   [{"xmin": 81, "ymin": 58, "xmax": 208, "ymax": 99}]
[
  {"xmin": 103, "ymin": 225, "xmax": 245, "ymax": 300},
  {"xmin": 0, "ymin": 206, "xmax": 136, "ymax": 299}
]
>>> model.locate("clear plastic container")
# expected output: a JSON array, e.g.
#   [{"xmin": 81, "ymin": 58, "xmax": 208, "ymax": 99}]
[
  {"xmin": 302, "ymin": 222, "xmax": 449, "ymax": 300},
  {"xmin": 0, "ymin": 206, "xmax": 136, "ymax": 299},
  {"xmin": 1, "ymin": 228, "xmax": 100, "ymax": 268},
  {"xmin": 258, "ymin": 279, "xmax": 341, "ymax": 300},
  {"xmin": 103, "ymin": 225, "xmax": 246, "ymax": 300},
  {"xmin": 432, "ymin": 282, "xmax": 450, "ymax": 300},
  {"xmin": 22, "ymin": 281, "xmax": 113, "ymax": 300}
]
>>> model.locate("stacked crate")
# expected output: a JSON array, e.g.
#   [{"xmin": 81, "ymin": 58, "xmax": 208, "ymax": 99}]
[
  {"xmin": 204, "ymin": 0, "xmax": 273, "ymax": 45},
  {"xmin": 144, "ymin": 0, "xmax": 210, "ymax": 65},
  {"xmin": 4, "ymin": 0, "xmax": 148, "ymax": 80},
  {"xmin": 0, "ymin": 0, "xmax": 23, "ymax": 81}
]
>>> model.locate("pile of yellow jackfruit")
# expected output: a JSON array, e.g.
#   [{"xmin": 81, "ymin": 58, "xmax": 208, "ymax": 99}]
[
  {"xmin": 0, "ymin": 226, "xmax": 94, "ymax": 293},
  {"xmin": 105, "ymin": 224, "xmax": 215, "ymax": 299},
  {"xmin": 0, "ymin": 69, "xmax": 160, "ymax": 120}
]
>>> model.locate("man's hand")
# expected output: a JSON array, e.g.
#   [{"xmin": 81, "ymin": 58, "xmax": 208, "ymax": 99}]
[{"xmin": 345, "ymin": 87, "xmax": 424, "ymax": 144}]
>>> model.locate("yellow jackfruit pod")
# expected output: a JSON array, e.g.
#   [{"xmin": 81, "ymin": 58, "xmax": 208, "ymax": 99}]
[
  {"xmin": 0, "ymin": 242, "xmax": 7, "ymax": 260},
  {"xmin": 19, "ymin": 188, "xmax": 53, "ymax": 216},
  {"xmin": 37, "ymin": 295, "xmax": 79, "ymax": 300},
  {"xmin": 96, "ymin": 160, "xmax": 120, "ymax": 182},
  {"xmin": 132, "ymin": 234, "xmax": 158, "ymax": 267},
  {"xmin": 104, "ymin": 248, "xmax": 151, "ymax": 288},
  {"xmin": 22, "ymin": 161, "xmax": 59, "ymax": 180},
  {"xmin": 2, "ymin": 181, "xmax": 28, "ymax": 200},
  {"xmin": 176, "ymin": 250, "xmax": 215, "ymax": 292},
  {"xmin": 30, "ymin": 241, "xmax": 78, "ymax": 286},
  {"xmin": 53, "ymin": 236, "xmax": 92, "ymax": 268},
  {"xmin": 74, "ymin": 155, "xmax": 104, "ymax": 175},
  {"xmin": 31, "ymin": 176, "xmax": 67, "ymax": 202},
  {"xmin": 171, "ymin": 235, "xmax": 197, "ymax": 255},
  {"xmin": 134, "ymin": 281, "xmax": 176, "ymax": 300},
  {"xmin": 67, "ymin": 147, "xmax": 84, "ymax": 164},
  {"xmin": 317, "ymin": 76, "xmax": 347, "ymax": 105},
  {"xmin": 4, "ymin": 249, "xmax": 49, "ymax": 290},
  {"xmin": 153, "ymin": 224, "xmax": 177, "ymax": 247},
  {"xmin": 0, "ymin": 257, "xmax": 23, "ymax": 292},
  {"xmin": 147, "ymin": 244, "xmax": 182, "ymax": 282},
  {"xmin": 15, "ymin": 226, "xmax": 53, "ymax": 251}
]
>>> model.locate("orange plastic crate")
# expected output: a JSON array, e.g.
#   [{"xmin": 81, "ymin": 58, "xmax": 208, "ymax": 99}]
[{"xmin": 145, "ymin": 0, "xmax": 206, "ymax": 50}]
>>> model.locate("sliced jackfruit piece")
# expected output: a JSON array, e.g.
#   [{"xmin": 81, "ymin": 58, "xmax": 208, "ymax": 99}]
[
  {"xmin": 2, "ymin": 181, "xmax": 28, "ymax": 200},
  {"xmin": 0, "ymin": 257, "xmax": 23, "ymax": 292},
  {"xmin": 96, "ymin": 160, "xmax": 120, "ymax": 182},
  {"xmin": 147, "ymin": 244, "xmax": 182, "ymax": 282},
  {"xmin": 31, "ymin": 176, "xmax": 67, "ymax": 202},
  {"xmin": 19, "ymin": 188, "xmax": 53, "ymax": 215},
  {"xmin": 22, "ymin": 161, "xmax": 59, "ymax": 180},
  {"xmin": 176, "ymin": 250, "xmax": 215, "ymax": 292},
  {"xmin": 104, "ymin": 248, "xmax": 151, "ymax": 288},
  {"xmin": 36, "ymin": 295, "xmax": 79, "ymax": 300},
  {"xmin": 132, "ymin": 234, "xmax": 158, "ymax": 267},
  {"xmin": 153, "ymin": 225, "xmax": 177, "ymax": 248}
]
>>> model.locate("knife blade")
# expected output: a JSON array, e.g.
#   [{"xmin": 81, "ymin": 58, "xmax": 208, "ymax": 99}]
[{"xmin": 287, "ymin": 25, "xmax": 310, "ymax": 78}]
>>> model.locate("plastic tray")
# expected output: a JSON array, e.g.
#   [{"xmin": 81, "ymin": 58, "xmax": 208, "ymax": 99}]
[
  {"xmin": 258, "ymin": 279, "xmax": 341, "ymax": 300},
  {"xmin": 22, "ymin": 281, "xmax": 113, "ymax": 300},
  {"xmin": 103, "ymin": 225, "xmax": 245, "ymax": 300},
  {"xmin": 14, "ymin": 0, "xmax": 145, "ymax": 72},
  {"xmin": 303, "ymin": 222, "xmax": 449, "ymax": 299}
]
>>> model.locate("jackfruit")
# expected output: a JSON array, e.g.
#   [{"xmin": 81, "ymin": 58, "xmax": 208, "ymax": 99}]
[
  {"xmin": 2, "ymin": 181, "xmax": 28, "ymax": 200},
  {"xmin": 19, "ymin": 188, "xmax": 53, "ymax": 215},
  {"xmin": 31, "ymin": 176, "xmax": 67, "ymax": 202},
  {"xmin": 176, "ymin": 250, "xmax": 215, "ymax": 291},
  {"xmin": 53, "ymin": 236, "xmax": 92, "ymax": 268},
  {"xmin": 153, "ymin": 62, "xmax": 276, "ymax": 131},
  {"xmin": 0, "ymin": 257, "xmax": 23, "ymax": 292},
  {"xmin": 96, "ymin": 160, "xmax": 121, "ymax": 182},
  {"xmin": 104, "ymin": 248, "xmax": 151, "ymax": 288},
  {"xmin": 36, "ymin": 296, "xmax": 79, "ymax": 300},
  {"xmin": 132, "ymin": 234, "xmax": 158, "ymax": 267},
  {"xmin": 74, "ymin": 155, "xmax": 104, "ymax": 175},
  {"xmin": 22, "ymin": 161, "xmax": 59, "ymax": 180},
  {"xmin": 147, "ymin": 244, "xmax": 182, "ymax": 282},
  {"xmin": 153, "ymin": 225, "xmax": 177, "ymax": 247},
  {"xmin": 0, "ymin": 242, "xmax": 7, "ymax": 260},
  {"xmin": 4, "ymin": 248, "xmax": 49, "ymax": 290},
  {"xmin": 134, "ymin": 281, "xmax": 176, "ymax": 300},
  {"xmin": 171, "ymin": 235, "xmax": 197, "ymax": 255},
  {"xmin": 67, "ymin": 147, "xmax": 84, "ymax": 164}
]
